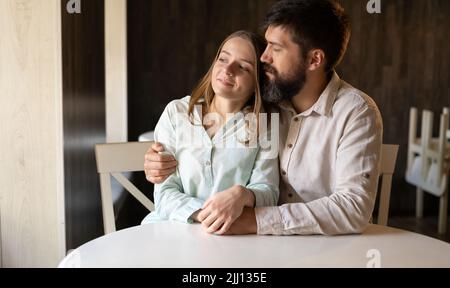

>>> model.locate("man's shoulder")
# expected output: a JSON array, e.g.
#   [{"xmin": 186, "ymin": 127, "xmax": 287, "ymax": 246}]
[{"xmin": 335, "ymin": 79, "xmax": 380, "ymax": 115}]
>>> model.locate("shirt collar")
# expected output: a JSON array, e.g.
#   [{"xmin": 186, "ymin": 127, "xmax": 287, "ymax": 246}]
[
  {"xmin": 312, "ymin": 71, "xmax": 340, "ymax": 117},
  {"xmin": 277, "ymin": 71, "xmax": 341, "ymax": 117},
  {"xmin": 278, "ymin": 99, "xmax": 296, "ymax": 114}
]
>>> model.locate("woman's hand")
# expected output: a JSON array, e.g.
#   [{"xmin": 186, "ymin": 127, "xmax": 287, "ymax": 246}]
[
  {"xmin": 144, "ymin": 142, "xmax": 177, "ymax": 184},
  {"xmin": 198, "ymin": 185, "xmax": 255, "ymax": 235}
]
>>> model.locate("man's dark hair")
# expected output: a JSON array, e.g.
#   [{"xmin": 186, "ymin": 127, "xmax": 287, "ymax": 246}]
[{"xmin": 262, "ymin": 0, "xmax": 350, "ymax": 73}]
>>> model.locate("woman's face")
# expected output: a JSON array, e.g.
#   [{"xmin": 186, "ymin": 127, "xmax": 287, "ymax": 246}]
[{"xmin": 211, "ymin": 37, "xmax": 256, "ymax": 102}]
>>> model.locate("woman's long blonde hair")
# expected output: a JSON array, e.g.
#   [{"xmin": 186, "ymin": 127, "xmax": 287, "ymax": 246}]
[{"xmin": 188, "ymin": 31, "xmax": 267, "ymax": 123}]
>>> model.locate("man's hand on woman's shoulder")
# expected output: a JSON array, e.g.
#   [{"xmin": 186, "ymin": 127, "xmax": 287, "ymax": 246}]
[{"xmin": 144, "ymin": 142, "xmax": 177, "ymax": 184}]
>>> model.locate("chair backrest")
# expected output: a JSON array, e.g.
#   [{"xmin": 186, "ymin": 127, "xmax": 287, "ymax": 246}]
[
  {"xmin": 95, "ymin": 141, "xmax": 155, "ymax": 234},
  {"xmin": 377, "ymin": 144, "xmax": 399, "ymax": 226},
  {"xmin": 94, "ymin": 142, "xmax": 399, "ymax": 231},
  {"xmin": 406, "ymin": 107, "xmax": 449, "ymax": 197}
]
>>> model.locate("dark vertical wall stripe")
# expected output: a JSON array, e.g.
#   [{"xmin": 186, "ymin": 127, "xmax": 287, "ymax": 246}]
[{"xmin": 62, "ymin": 0, "xmax": 105, "ymax": 249}]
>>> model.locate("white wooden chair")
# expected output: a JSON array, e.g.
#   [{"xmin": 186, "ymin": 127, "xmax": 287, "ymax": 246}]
[
  {"xmin": 406, "ymin": 107, "xmax": 450, "ymax": 234},
  {"xmin": 95, "ymin": 141, "xmax": 155, "ymax": 234},
  {"xmin": 95, "ymin": 142, "xmax": 398, "ymax": 232},
  {"xmin": 376, "ymin": 144, "xmax": 399, "ymax": 226}
]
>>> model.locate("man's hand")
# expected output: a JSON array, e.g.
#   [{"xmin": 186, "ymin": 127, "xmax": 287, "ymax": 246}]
[
  {"xmin": 190, "ymin": 209, "xmax": 202, "ymax": 223},
  {"xmin": 223, "ymin": 207, "xmax": 257, "ymax": 235},
  {"xmin": 144, "ymin": 142, "xmax": 177, "ymax": 184},
  {"xmin": 198, "ymin": 185, "xmax": 255, "ymax": 235}
]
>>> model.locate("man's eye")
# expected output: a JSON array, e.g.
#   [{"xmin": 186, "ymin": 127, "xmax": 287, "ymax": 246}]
[{"xmin": 218, "ymin": 58, "xmax": 227, "ymax": 63}]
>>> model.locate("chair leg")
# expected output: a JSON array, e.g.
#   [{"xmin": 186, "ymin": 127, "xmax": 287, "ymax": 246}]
[
  {"xmin": 416, "ymin": 187, "xmax": 424, "ymax": 219},
  {"xmin": 438, "ymin": 189, "xmax": 448, "ymax": 235}
]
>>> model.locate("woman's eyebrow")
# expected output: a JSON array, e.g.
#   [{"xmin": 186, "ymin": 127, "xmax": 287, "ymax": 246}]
[
  {"xmin": 221, "ymin": 50, "xmax": 254, "ymax": 66},
  {"xmin": 241, "ymin": 59, "xmax": 254, "ymax": 66}
]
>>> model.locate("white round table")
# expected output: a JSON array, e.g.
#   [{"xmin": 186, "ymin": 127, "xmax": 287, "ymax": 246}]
[
  {"xmin": 58, "ymin": 222, "xmax": 450, "ymax": 268},
  {"xmin": 138, "ymin": 131, "xmax": 154, "ymax": 142}
]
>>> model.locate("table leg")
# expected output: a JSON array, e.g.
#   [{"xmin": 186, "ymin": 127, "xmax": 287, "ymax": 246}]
[
  {"xmin": 416, "ymin": 187, "xmax": 424, "ymax": 219},
  {"xmin": 438, "ymin": 189, "xmax": 448, "ymax": 234}
]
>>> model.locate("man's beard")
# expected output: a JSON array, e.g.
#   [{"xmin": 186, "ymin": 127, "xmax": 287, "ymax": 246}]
[{"xmin": 262, "ymin": 62, "xmax": 306, "ymax": 103}]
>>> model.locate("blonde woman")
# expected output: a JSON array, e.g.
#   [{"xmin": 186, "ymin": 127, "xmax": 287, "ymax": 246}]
[{"xmin": 142, "ymin": 31, "xmax": 279, "ymax": 234}]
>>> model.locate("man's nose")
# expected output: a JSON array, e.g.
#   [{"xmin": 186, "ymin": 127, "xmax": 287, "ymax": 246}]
[{"xmin": 261, "ymin": 47, "xmax": 271, "ymax": 63}]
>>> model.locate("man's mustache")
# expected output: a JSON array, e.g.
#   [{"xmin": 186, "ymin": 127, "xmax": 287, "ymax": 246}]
[{"xmin": 263, "ymin": 64, "xmax": 278, "ymax": 76}]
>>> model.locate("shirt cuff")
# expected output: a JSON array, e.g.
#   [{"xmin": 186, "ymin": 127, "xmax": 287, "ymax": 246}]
[
  {"xmin": 169, "ymin": 198, "xmax": 204, "ymax": 224},
  {"xmin": 251, "ymin": 188, "xmax": 265, "ymax": 207},
  {"xmin": 255, "ymin": 206, "xmax": 284, "ymax": 235},
  {"xmin": 246, "ymin": 185, "xmax": 278, "ymax": 207}
]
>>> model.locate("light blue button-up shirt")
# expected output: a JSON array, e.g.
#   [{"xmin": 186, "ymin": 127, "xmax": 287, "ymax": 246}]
[{"xmin": 142, "ymin": 96, "xmax": 279, "ymax": 224}]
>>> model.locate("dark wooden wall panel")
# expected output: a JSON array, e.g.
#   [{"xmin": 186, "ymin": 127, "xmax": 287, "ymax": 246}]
[
  {"xmin": 128, "ymin": 0, "xmax": 276, "ymax": 142},
  {"xmin": 62, "ymin": 0, "xmax": 105, "ymax": 249},
  {"xmin": 127, "ymin": 0, "xmax": 449, "ymax": 220},
  {"xmin": 338, "ymin": 0, "xmax": 450, "ymax": 215},
  {"xmin": 125, "ymin": 0, "xmax": 276, "ymax": 226}
]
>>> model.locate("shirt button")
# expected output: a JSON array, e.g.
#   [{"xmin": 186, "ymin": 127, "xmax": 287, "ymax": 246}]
[
  {"xmin": 205, "ymin": 161, "xmax": 211, "ymax": 166},
  {"xmin": 294, "ymin": 117, "xmax": 299, "ymax": 122},
  {"xmin": 287, "ymin": 144, "xmax": 293, "ymax": 149},
  {"xmin": 281, "ymin": 170, "xmax": 286, "ymax": 176},
  {"xmin": 288, "ymin": 193, "xmax": 293, "ymax": 198}
]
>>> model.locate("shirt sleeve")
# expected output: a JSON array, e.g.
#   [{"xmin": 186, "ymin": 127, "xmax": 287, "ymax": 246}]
[
  {"xmin": 255, "ymin": 103, "xmax": 383, "ymax": 235},
  {"xmin": 153, "ymin": 102, "xmax": 205, "ymax": 224},
  {"xmin": 245, "ymin": 145, "xmax": 280, "ymax": 208}
]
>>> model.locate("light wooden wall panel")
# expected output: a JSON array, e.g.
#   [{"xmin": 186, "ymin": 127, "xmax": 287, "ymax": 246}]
[
  {"xmin": 106, "ymin": 0, "xmax": 128, "ymax": 143},
  {"xmin": 0, "ymin": 0, "xmax": 65, "ymax": 267}
]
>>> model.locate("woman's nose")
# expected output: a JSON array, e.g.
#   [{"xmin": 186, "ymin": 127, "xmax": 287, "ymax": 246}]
[{"xmin": 224, "ymin": 64, "xmax": 235, "ymax": 76}]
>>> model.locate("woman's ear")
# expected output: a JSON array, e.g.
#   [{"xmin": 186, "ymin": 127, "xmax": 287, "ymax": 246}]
[{"xmin": 307, "ymin": 49, "xmax": 325, "ymax": 71}]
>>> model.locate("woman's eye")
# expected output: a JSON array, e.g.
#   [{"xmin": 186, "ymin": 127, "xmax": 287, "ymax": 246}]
[
  {"xmin": 218, "ymin": 58, "xmax": 227, "ymax": 63},
  {"xmin": 239, "ymin": 65, "xmax": 249, "ymax": 71}
]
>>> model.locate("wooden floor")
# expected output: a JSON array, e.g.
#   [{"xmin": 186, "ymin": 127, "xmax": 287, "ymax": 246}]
[{"xmin": 388, "ymin": 215, "xmax": 450, "ymax": 243}]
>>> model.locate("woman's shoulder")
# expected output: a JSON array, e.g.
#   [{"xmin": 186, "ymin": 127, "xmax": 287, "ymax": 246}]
[{"xmin": 164, "ymin": 95, "xmax": 192, "ymax": 114}]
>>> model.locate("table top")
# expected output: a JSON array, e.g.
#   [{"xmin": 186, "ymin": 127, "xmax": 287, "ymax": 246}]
[
  {"xmin": 59, "ymin": 221, "xmax": 450, "ymax": 268},
  {"xmin": 138, "ymin": 131, "xmax": 154, "ymax": 142}
]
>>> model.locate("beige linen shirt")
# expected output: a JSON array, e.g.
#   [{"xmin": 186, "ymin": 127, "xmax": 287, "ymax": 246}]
[{"xmin": 255, "ymin": 72, "xmax": 383, "ymax": 235}]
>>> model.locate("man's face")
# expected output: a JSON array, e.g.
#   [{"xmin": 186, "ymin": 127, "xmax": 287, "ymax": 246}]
[{"xmin": 261, "ymin": 25, "xmax": 307, "ymax": 103}]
